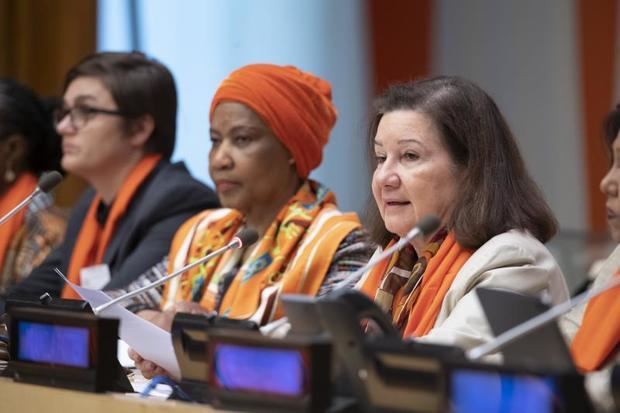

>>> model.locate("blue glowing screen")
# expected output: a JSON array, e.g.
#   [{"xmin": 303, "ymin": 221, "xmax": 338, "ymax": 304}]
[
  {"xmin": 213, "ymin": 343, "xmax": 306, "ymax": 397},
  {"xmin": 17, "ymin": 321, "xmax": 89, "ymax": 368},
  {"xmin": 450, "ymin": 369, "xmax": 557, "ymax": 413}
]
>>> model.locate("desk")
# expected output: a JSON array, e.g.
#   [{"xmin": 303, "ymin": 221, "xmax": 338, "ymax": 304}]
[{"xmin": 0, "ymin": 378, "xmax": 238, "ymax": 413}]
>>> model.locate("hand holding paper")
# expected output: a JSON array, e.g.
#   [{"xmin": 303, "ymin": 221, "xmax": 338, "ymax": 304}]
[{"xmin": 54, "ymin": 268, "xmax": 181, "ymax": 378}]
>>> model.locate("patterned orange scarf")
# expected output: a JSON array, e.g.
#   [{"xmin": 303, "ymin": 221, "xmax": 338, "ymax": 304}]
[
  {"xmin": 0, "ymin": 173, "xmax": 37, "ymax": 273},
  {"xmin": 163, "ymin": 180, "xmax": 360, "ymax": 323},
  {"xmin": 61, "ymin": 154, "xmax": 161, "ymax": 299},
  {"xmin": 571, "ymin": 270, "xmax": 620, "ymax": 372},
  {"xmin": 361, "ymin": 232, "xmax": 472, "ymax": 337}
]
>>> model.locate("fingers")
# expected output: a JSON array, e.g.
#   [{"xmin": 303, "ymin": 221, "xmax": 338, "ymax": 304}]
[
  {"xmin": 172, "ymin": 301, "xmax": 212, "ymax": 316},
  {"xmin": 128, "ymin": 347, "xmax": 169, "ymax": 380},
  {"xmin": 128, "ymin": 347, "xmax": 143, "ymax": 363}
]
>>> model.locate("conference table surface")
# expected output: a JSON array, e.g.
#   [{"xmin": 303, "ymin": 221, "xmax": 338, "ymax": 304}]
[{"xmin": 0, "ymin": 377, "xmax": 240, "ymax": 413}]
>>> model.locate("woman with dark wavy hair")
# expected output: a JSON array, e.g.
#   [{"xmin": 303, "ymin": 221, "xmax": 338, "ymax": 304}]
[
  {"xmin": 0, "ymin": 78, "xmax": 66, "ymax": 296},
  {"xmin": 358, "ymin": 76, "xmax": 569, "ymax": 349}
]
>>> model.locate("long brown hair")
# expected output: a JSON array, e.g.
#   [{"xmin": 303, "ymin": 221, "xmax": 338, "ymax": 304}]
[{"xmin": 366, "ymin": 76, "xmax": 558, "ymax": 249}]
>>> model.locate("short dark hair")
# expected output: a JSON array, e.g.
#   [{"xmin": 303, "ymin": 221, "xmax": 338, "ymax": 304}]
[
  {"xmin": 64, "ymin": 51, "xmax": 177, "ymax": 159},
  {"xmin": 366, "ymin": 76, "xmax": 558, "ymax": 249},
  {"xmin": 0, "ymin": 78, "xmax": 62, "ymax": 174},
  {"xmin": 604, "ymin": 103, "xmax": 620, "ymax": 158}
]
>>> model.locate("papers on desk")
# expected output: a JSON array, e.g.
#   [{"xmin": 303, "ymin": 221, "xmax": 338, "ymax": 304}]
[{"xmin": 56, "ymin": 271, "xmax": 181, "ymax": 378}]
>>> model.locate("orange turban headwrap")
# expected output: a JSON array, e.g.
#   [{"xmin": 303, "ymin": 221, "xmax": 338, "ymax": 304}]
[{"xmin": 209, "ymin": 64, "xmax": 337, "ymax": 178}]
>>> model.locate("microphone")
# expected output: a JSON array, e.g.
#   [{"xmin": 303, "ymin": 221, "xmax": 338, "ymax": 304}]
[
  {"xmin": 0, "ymin": 170, "xmax": 63, "ymax": 226},
  {"xmin": 467, "ymin": 275, "xmax": 620, "ymax": 360},
  {"xmin": 93, "ymin": 228, "xmax": 259, "ymax": 314},
  {"xmin": 339, "ymin": 214, "xmax": 441, "ymax": 290}
]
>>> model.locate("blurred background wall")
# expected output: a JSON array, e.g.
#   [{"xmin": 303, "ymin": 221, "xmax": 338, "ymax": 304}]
[{"xmin": 1, "ymin": 0, "xmax": 618, "ymax": 290}]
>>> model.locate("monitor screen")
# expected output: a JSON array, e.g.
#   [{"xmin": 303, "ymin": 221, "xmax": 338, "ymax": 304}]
[
  {"xmin": 212, "ymin": 343, "xmax": 307, "ymax": 397},
  {"xmin": 450, "ymin": 369, "xmax": 558, "ymax": 413},
  {"xmin": 17, "ymin": 321, "xmax": 90, "ymax": 368}
]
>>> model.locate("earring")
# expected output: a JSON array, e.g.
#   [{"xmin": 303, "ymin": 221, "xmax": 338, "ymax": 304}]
[{"xmin": 4, "ymin": 167, "xmax": 15, "ymax": 183}]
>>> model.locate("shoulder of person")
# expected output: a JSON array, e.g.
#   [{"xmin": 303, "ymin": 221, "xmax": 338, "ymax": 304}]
[
  {"xmin": 150, "ymin": 160, "xmax": 210, "ymax": 192},
  {"xmin": 462, "ymin": 229, "xmax": 554, "ymax": 272},
  {"xmin": 452, "ymin": 229, "xmax": 567, "ymax": 301},
  {"xmin": 142, "ymin": 160, "xmax": 218, "ymax": 206}
]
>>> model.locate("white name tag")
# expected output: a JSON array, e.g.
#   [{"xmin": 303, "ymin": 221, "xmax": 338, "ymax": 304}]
[{"xmin": 80, "ymin": 264, "xmax": 112, "ymax": 290}]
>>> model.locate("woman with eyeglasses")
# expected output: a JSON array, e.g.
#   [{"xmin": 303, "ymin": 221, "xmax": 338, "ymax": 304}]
[
  {"xmin": 0, "ymin": 78, "xmax": 66, "ymax": 298},
  {"xmin": 5, "ymin": 52, "xmax": 218, "ymax": 306}
]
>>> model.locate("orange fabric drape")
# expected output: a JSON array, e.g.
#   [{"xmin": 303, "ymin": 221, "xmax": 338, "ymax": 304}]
[
  {"xmin": 61, "ymin": 155, "xmax": 161, "ymax": 299},
  {"xmin": 368, "ymin": 0, "xmax": 432, "ymax": 93},
  {"xmin": 578, "ymin": 0, "xmax": 617, "ymax": 233},
  {"xmin": 0, "ymin": 173, "xmax": 37, "ymax": 271},
  {"xmin": 571, "ymin": 270, "xmax": 620, "ymax": 372},
  {"xmin": 361, "ymin": 232, "xmax": 472, "ymax": 337}
]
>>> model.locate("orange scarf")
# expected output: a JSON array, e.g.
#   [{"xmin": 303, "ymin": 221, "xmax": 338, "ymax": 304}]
[
  {"xmin": 162, "ymin": 181, "xmax": 360, "ymax": 324},
  {"xmin": 0, "ymin": 173, "xmax": 38, "ymax": 273},
  {"xmin": 361, "ymin": 232, "xmax": 472, "ymax": 337},
  {"xmin": 571, "ymin": 270, "xmax": 620, "ymax": 372},
  {"xmin": 61, "ymin": 155, "xmax": 161, "ymax": 299}
]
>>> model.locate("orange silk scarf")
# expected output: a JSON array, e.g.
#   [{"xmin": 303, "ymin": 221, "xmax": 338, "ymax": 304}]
[
  {"xmin": 61, "ymin": 154, "xmax": 161, "ymax": 299},
  {"xmin": 162, "ymin": 181, "xmax": 360, "ymax": 323},
  {"xmin": 0, "ymin": 173, "xmax": 38, "ymax": 272},
  {"xmin": 571, "ymin": 270, "xmax": 620, "ymax": 372},
  {"xmin": 361, "ymin": 232, "xmax": 473, "ymax": 337}
]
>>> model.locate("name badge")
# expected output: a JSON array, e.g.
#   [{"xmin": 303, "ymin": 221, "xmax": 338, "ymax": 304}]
[{"xmin": 80, "ymin": 264, "xmax": 112, "ymax": 290}]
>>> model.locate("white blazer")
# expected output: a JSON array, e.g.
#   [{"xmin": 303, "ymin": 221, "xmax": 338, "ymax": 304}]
[{"xmin": 363, "ymin": 229, "xmax": 570, "ymax": 350}]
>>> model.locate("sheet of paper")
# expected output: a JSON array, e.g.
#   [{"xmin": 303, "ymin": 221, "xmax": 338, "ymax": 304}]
[
  {"xmin": 79, "ymin": 264, "xmax": 111, "ymax": 290},
  {"xmin": 117, "ymin": 339, "xmax": 134, "ymax": 368},
  {"xmin": 56, "ymin": 271, "xmax": 180, "ymax": 378}
]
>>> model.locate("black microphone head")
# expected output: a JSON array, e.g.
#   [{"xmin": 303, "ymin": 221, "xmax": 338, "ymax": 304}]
[
  {"xmin": 37, "ymin": 171, "xmax": 63, "ymax": 193},
  {"xmin": 417, "ymin": 215, "xmax": 441, "ymax": 236},
  {"xmin": 236, "ymin": 228, "xmax": 259, "ymax": 247}
]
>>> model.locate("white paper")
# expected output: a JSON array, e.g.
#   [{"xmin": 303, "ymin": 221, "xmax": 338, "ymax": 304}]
[
  {"xmin": 56, "ymin": 270, "xmax": 180, "ymax": 378},
  {"xmin": 79, "ymin": 264, "xmax": 111, "ymax": 290},
  {"xmin": 117, "ymin": 339, "xmax": 134, "ymax": 368}
]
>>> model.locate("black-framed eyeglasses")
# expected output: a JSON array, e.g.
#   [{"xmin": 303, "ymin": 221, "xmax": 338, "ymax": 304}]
[{"xmin": 53, "ymin": 105, "xmax": 126, "ymax": 130}]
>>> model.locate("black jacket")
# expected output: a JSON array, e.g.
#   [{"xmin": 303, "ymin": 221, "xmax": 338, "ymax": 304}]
[{"xmin": 7, "ymin": 160, "xmax": 219, "ymax": 300}]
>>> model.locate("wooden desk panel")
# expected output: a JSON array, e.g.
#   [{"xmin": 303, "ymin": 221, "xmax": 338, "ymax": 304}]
[{"xmin": 0, "ymin": 378, "xmax": 237, "ymax": 413}]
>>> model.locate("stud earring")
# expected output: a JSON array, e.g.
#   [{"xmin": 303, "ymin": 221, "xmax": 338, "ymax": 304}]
[{"xmin": 4, "ymin": 168, "xmax": 15, "ymax": 183}]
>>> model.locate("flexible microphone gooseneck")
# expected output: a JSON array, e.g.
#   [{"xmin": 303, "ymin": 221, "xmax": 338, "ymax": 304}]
[
  {"xmin": 335, "ymin": 214, "xmax": 441, "ymax": 290},
  {"xmin": 467, "ymin": 275, "xmax": 620, "ymax": 360},
  {"xmin": 0, "ymin": 170, "xmax": 63, "ymax": 227},
  {"xmin": 93, "ymin": 228, "xmax": 259, "ymax": 315}
]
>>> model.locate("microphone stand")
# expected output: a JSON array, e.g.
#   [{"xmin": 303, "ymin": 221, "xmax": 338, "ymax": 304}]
[
  {"xmin": 0, "ymin": 188, "xmax": 42, "ymax": 226},
  {"xmin": 468, "ymin": 276, "xmax": 620, "ymax": 360},
  {"xmin": 93, "ymin": 238, "xmax": 243, "ymax": 315},
  {"xmin": 330, "ymin": 216, "xmax": 440, "ymax": 292}
]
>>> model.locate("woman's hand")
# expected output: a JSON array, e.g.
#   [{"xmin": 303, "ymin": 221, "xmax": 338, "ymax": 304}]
[
  {"xmin": 137, "ymin": 302, "xmax": 214, "ymax": 332},
  {"xmin": 169, "ymin": 301, "xmax": 214, "ymax": 316},
  {"xmin": 129, "ymin": 302, "xmax": 215, "ymax": 379},
  {"xmin": 128, "ymin": 347, "xmax": 169, "ymax": 379}
]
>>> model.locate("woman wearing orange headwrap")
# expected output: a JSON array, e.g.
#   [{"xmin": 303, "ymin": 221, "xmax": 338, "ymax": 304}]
[{"xmin": 124, "ymin": 64, "xmax": 374, "ymax": 378}]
